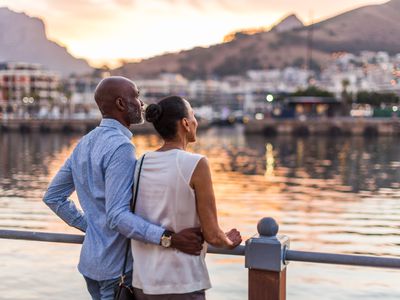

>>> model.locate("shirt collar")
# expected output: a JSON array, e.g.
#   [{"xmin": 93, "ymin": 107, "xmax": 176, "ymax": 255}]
[{"xmin": 99, "ymin": 118, "xmax": 133, "ymax": 139}]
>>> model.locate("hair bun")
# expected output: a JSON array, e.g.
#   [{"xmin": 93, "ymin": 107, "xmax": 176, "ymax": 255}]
[{"xmin": 145, "ymin": 103, "xmax": 163, "ymax": 123}]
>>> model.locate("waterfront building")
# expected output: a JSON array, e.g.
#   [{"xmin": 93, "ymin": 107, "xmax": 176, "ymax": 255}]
[
  {"xmin": 284, "ymin": 96, "xmax": 342, "ymax": 118},
  {"xmin": 65, "ymin": 72, "xmax": 106, "ymax": 119},
  {"xmin": 2, "ymin": 51, "xmax": 399, "ymax": 121},
  {"xmin": 0, "ymin": 62, "xmax": 60, "ymax": 117},
  {"xmin": 136, "ymin": 73, "xmax": 189, "ymax": 103}
]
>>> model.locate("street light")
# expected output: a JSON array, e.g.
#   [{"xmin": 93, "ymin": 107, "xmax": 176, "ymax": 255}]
[{"xmin": 266, "ymin": 94, "xmax": 274, "ymax": 102}]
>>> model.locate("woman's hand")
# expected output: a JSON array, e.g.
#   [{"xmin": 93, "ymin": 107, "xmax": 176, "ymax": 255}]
[{"xmin": 225, "ymin": 228, "xmax": 242, "ymax": 249}]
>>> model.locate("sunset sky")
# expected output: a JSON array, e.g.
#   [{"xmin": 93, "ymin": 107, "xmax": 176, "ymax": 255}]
[{"xmin": 0, "ymin": 0, "xmax": 388, "ymax": 67}]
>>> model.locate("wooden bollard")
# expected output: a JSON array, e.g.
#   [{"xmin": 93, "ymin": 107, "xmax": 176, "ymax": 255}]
[{"xmin": 245, "ymin": 217, "xmax": 289, "ymax": 300}]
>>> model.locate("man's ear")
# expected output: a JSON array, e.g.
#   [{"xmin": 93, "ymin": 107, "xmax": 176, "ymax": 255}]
[{"xmin": 115, "ymin": 97, "xmax": 125, "ymax": 111}]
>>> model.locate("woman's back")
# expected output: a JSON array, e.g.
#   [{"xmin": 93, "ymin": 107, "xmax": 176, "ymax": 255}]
[{"xmin": 131, "ymin": 149, "xmax": 211, "ymax": 295}]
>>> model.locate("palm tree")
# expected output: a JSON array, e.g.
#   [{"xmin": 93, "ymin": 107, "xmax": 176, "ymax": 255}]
[{"xmin": 341, "ymin": 79, "xmax": 352, "ymax": 116}]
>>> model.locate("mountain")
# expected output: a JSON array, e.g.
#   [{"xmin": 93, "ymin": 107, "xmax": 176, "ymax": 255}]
[
  {"xmin": 114, "ymin": 0, "xmax": 400, "ymax": 79},
  {"xmin": 0, "ymin": 7, "xmax": 92, "ymax": 76},
  {"xmin": 271, "ymin": 14, "xmax": 304, "ymax": 33}
]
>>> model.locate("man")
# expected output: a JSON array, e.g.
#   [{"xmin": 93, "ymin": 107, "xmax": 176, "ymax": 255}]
[{"xmin": 43, "ymin": 76, "xmax": 203, "ymax": 300}]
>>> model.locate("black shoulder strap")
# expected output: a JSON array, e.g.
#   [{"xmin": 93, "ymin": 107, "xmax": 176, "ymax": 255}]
[
  {"xmin": 130, "ymin": 154, "xmax": 146, "ymax": 212},
  {"xmin": 120, "ymin": 154, "xmax": 146, "ymax": 280}
]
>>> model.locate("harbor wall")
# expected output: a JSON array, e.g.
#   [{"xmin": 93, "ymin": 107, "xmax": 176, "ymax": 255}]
[{"xmin": 244, "ymin": 118, "xmax": 400, "ymax": 136}]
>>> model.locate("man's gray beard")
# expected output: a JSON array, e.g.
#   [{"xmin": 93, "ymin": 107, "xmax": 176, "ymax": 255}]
[
  {"xmin": 134, "ymin": 116, "xmax": 144, "ymax": 125},
  {"xmin": 130, "ymin": 112, "xmax": 144, "ymax": 125}
]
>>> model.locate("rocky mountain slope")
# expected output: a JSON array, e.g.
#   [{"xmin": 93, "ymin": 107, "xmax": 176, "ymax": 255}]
[
  {"xmin": 114, "ymin": 0, "xmax": 400, "ymax": 79},
  {"xmin": 0, "ymin": 7, "xmax": 92, "ymax": 75}
]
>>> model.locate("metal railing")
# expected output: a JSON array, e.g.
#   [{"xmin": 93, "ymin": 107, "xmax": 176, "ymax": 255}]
[
  {"xmin": 1, "ymin": 217, "xmax": 399, "ymax": 300},
  {"xmin": 0, "ymin": 229, "xmax": 246, "ymax": 256},
  {"xmin": 285, "ymin": 249, "xmax": 400, "ymax": 269}
]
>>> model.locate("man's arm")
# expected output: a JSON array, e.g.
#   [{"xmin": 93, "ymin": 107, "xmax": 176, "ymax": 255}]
[
  {"xmin": 43, "ymin": 158, "xmax": 87, "ymax": 232},
  {"xmin": 105, "ymin": 143, "xmax": 203, "ymax": 254}
]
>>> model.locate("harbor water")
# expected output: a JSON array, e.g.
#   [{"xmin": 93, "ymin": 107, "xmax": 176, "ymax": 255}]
[{"xmin": 0, "ymin": 125, "xmax": 399, "ymax": 299}]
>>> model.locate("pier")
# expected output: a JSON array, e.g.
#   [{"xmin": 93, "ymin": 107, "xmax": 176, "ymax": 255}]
[
  {"xmin": 0, "ymin": 118, "xmax": 210, "ymax": 134},
  {"xmin": 1, "ymin": 117, "xmax": 400, "ymax": 136},
  {"xmin": 1, "ymin": 217, "xmax": 399, "ymax": 300},
  {"xmin": 244, "ymin": 118, "xmax": 400, "ymax": 136}
]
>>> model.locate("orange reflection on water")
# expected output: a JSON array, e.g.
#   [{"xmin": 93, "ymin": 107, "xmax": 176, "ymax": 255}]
[
  {"xmin": 1, "ymin": 129, "xmax": 400, "ymax": 299},
  {"xmin": 1, "ymin": 130, "xmax": 399, "ymax": 258}
]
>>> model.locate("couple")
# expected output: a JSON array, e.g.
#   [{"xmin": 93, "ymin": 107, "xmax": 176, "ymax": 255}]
[{"xmin": 43, "ymin": 76, "xmax": 242, "ymax": 300}]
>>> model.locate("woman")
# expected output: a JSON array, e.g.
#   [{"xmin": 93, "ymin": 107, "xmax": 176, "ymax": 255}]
[{"xmin": 131, "ymin": 95, "xmax": 242, "ymax": 300}]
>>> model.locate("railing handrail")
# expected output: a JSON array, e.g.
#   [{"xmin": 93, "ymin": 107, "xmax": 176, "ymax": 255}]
[
  {"xmin": 0, "ymin": 229, "xmax": 246, "ymax": 256},
  {"xmin": 285, "ymin": 249, "xmax": 400, "ymax": 270},
  {"xmin": 1, "ymin": 229, "xmax": 400, "ymax": 269}
]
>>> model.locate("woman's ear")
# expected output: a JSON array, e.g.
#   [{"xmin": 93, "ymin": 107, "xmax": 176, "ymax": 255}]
[{"xmin": 182, "ymin": 118, "xmax": 190, "ymax": 132}]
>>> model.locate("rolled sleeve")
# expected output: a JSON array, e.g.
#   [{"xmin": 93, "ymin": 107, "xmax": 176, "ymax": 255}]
[
  {"xmin": 105, "ymin": 143, "xmax": 164, "ymax": 244},
  {"xmin": 43, "ymin": 158, "xmax": 87, "ymax": 232}
]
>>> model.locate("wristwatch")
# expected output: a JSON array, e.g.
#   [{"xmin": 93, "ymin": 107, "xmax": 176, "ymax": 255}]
[{"xmin": 160, "ymin": 230, "xmax": 174, "ymax": 248}]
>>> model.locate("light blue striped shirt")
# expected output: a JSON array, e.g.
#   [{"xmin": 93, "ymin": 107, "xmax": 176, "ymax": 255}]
[{"xmin": 43, "ymin": 118, "xmax": 164, "ymax": 281}]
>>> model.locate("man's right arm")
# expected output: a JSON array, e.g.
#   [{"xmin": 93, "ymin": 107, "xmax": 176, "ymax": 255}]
[{"xmin": 43, "ymin": 158, "xmax": 87, "ymax": 232}]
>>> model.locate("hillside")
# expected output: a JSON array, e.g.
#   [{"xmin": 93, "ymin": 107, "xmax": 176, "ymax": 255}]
[
  {"xmin": 114, "ymin": 0, "xmax": 400, "ymax": 79},
  {"xmin": 0, "ymin": 7, "xmax": 92, "ymax": 76}
]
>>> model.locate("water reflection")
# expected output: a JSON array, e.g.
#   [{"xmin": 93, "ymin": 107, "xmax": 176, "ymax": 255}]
[
  {"xmin": 0, "ymin": 133, "xmax": 80, "ymax": 230},
  {"xmin": 109, "ymin": 127, "xmax": 400, "ymax": 257},
  {"xmin": 0, "ymin": 127, "xmax": 399, "ymax": 299}
]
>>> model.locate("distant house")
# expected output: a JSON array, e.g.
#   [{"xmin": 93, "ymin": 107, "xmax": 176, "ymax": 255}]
[
  {"xmin": 284, "ymin": 97, "xmax": 341, "ymax": 118},
  {"xmin": 0, "ymin": 62, "xmax": 60, "ymax": 116}
]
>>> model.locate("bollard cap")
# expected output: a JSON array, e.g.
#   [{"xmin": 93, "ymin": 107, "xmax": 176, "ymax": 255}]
[{"xmin": 257, "ymin": 217, "xmax": 279, "ymax": 237}]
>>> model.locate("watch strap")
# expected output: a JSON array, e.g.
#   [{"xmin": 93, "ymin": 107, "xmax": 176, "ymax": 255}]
[{"xmin": 162, "ymin": 230, "xmax": 174, "ymax": 238}]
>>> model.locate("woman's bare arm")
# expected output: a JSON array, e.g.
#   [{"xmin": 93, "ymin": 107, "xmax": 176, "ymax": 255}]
[{"xmin": 190, "ymin": 157, "xmax": 241, "ymax": 249}]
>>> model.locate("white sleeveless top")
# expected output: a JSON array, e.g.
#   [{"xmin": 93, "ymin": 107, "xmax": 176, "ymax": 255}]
[{"xmin": 130, "ymin": 149, "xmax": 211, "ymax": 295}]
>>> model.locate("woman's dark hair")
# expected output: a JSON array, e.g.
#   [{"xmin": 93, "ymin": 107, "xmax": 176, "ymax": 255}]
[{"xmin": 145, "ymin": 95, "xmax": 189, "ymax": 140}]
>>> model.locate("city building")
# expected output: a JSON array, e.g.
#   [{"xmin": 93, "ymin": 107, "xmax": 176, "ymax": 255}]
[{"xmin": 0, "ymin": 62, "xmax": 61, "ymax": 117}]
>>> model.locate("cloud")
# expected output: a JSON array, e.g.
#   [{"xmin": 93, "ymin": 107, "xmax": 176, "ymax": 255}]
[
  {"xmin": 162, "ymin": 0, "xmax": 297, "ymax": 13},
  {"xmin": 113, "ymin": 0, "xmax": 136, "ymax": 7},
  {"xmin": 164, "ymin": 0, "xmax": 388, "ymax": 22},
  {"xmin": 38, "ymin": 0, "xmax": 137, "ymax": 20},
  {"xmin": 162, "ymin": 0, "xmax": 207, "ymax": 11}
]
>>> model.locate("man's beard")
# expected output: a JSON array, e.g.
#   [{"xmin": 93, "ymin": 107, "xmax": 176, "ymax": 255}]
[{"xmin": 128, "ymin": 106, "xmax": 144, "ymax": 125}]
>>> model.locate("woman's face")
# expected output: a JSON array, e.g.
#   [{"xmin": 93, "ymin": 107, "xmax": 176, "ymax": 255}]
[{"xmin": 184, "ymin": 100, "xmax": 198, "ymax": 143}]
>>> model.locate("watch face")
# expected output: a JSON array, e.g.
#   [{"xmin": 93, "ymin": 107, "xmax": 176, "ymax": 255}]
[{"xmin": 161, "ymin": 236, "xmax": 171, "ymax": 248}]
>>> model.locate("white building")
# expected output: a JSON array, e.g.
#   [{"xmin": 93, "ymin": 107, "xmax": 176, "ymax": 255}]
[{"xmin": 0, "ymin": 62, "xmax": 60, "ymax": 117}]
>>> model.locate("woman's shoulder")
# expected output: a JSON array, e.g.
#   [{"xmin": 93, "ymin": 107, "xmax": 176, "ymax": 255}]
[
  {"xmin": 177, "ymin": 150, "xmax": 205, "ymax": 161},
  {"xmin": 176, "ymin": 150, "xmax": 206, "ymax": 176}
]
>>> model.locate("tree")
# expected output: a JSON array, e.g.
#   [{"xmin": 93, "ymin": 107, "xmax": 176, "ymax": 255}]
[
  {"xmin": 292, "ymin": 86, "xmax": 334, "ymax": 97},
  {"xmin": 356, "ymin": 91, "xmax": 400, "ymax": 107},
  {"xmin": 341, "ymin": 79, "xmax": 353, "ymax": 114}
]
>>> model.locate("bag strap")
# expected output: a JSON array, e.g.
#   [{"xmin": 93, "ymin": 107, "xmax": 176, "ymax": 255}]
[{"xmin": 119, "ymin": 154, "xmax": 146, "ymax": 283}]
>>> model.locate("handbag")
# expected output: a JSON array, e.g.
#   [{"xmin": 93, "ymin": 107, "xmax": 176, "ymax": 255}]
[{"xmin": 114, "ymin": 155, "xmax": 146, "ymax": 300}]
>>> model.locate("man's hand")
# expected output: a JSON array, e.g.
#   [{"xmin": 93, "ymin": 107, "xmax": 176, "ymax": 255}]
[
  {"xmin": 171, "ymin": 227, "xmax": 204, "ymax": 256},
  {"xmin": 225, "ymin": 228, "xmax": 242, "ymax": 249}
]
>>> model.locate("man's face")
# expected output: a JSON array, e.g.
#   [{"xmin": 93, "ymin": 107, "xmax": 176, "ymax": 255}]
[{"xmin": 126, "ymin": 83, "xmax": 144, "ymax": 125}]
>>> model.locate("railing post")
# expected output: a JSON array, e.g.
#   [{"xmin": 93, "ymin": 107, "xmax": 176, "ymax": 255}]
[{"xmin": 245, "ymin": 217, "xmax": 290, "ymax": 300}]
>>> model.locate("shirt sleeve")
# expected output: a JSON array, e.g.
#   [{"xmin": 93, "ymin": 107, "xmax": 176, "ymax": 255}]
[
  {"xmin": 105, "ymin": 143, "xmax": 164, "ymax": 244},
  {"xmin": 42, "ymin": 158, "xmax": 87, "ymax": 232}
]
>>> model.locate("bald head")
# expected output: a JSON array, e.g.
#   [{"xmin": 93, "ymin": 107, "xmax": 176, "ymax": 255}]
[
  {"xmin": 94, "ymin": 76, "xmax": 137, "ymax": 116},
  {"xmin": 94, "ymin": 76, "xmax": 144, "ymax": 127}
]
